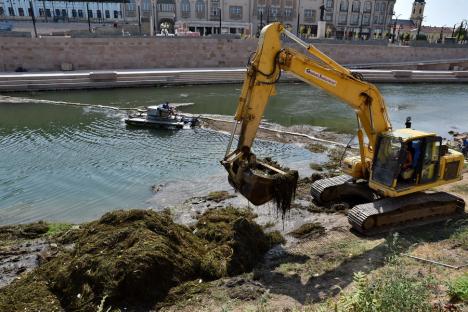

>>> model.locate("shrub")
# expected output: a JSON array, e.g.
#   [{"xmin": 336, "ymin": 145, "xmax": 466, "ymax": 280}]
[
  {"xmin": 447, "ymin": 273, "xmax": 468, "ymax": 303},
  {"xmin": 337, "ymin": 268, "xmax": 435, "ymax": 312}
]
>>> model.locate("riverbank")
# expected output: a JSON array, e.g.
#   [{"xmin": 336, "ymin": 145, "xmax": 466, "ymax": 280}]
[
  {"xmin": 1, "ymin": 68, "xmax": 468, "ymax": 92},
  {"xmin": 1, "ymin": 172, "xmax": 466, "ymax": 311},
  {"xmin": 1, "ymin": 113, "xmax": 467, "ymax": 310}
]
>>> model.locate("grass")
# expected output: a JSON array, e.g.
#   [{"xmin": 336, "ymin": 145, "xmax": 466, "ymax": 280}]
[
  {"xmin": 447, "ymin": 273, "xmax": 468, "ymax": 303},
  {"xmin": 46, "ymin": 223, "xmax": 73, "ymax": 236},
  {"xmin": 451, "ymin": 184, "xmax": 468, "ymax": 195}
]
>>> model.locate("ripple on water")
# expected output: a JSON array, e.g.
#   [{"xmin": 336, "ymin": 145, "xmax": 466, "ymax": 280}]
[{"xmin": 0, "ymin": 104, "xmax": 316, "ymax": 225}]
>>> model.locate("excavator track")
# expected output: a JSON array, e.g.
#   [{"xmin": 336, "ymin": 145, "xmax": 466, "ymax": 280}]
[
  {"xmin": 348, "ymin": 192, "xmax": 465, "ymax": 235},
  {"xmin": 311, "ymin": 175, "xmax": 376, "ymax": 205}
]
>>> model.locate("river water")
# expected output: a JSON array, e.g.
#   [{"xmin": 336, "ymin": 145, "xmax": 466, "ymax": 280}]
[{"xmin": 1, "ymin": 83, "xmax": 467, "ymax": 224}]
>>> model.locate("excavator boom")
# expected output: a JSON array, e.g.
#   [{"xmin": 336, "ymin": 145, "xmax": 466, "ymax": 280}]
[{"xmin": 222, "ymin": 22, "xmax": 391, "ymax": 206}]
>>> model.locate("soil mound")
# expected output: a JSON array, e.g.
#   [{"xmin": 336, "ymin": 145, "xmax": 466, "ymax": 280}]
[
  {"xmin": 0, "ymin": 208, "xmax": 279, "ymax": 311},
  {"xmin": 195, "ymin": 207, "xmax": 274, "ymax": 277}
]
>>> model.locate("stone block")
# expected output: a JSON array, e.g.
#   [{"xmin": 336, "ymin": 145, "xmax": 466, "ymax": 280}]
[
  {"xmin": 454, "ymin": 71, "xmax": 468, "ymax": 78},
  {"xmin": 392, "ymin": 70, "xmax": 412, "ymax": 78},
  {"xmin": 89, "ymin": 72, "xmax": 117, "ymax": 81}
]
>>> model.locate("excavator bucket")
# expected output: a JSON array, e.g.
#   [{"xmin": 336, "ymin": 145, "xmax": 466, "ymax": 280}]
[{"xmin": 225, "ymin": 159, "xmax": 299, "ymax": 217}]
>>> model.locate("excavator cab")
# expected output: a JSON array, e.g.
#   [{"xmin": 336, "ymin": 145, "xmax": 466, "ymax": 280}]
[{"xmin": 370, "ymin": 129, "xmax": 460, "ymax": 196}]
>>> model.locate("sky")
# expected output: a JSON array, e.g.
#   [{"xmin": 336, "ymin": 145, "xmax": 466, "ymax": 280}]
[{"xmin": 394, "ymin": 0, "xmax": 468, "ymax": 27}]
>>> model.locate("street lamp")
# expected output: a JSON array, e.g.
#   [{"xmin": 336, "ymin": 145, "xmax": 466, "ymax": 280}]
[
  {"xmin": 392, "ymin": 13, "xmax": 401, "ymax": 44},
  {"xmin": 296, "ymin": 0, "xmax": 301, "ymax": 36},
  {"xmin": 218, "ymin": 7, "xmax": 221, "ymax": 34},
  {"xmin": 439, "ymin": 24, "xmax": 446, "ymax": 43},
  {"xmin": 28, "ymin": 0, "xmax": 37, "ymax": 37}
]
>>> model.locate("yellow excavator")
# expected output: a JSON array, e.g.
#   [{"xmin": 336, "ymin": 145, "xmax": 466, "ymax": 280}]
[{"xmin": 222, "ymin": 23, "xmax": 465, "ymax": 235}]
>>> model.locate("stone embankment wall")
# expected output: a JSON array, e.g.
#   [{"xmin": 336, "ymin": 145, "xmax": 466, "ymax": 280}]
[{"xmin": 1, "ymin": 37, "xmax": 468, "ymax": 72}]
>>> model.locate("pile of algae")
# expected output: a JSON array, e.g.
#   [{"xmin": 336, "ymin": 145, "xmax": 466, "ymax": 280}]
[{"xmin": 0, "ymin": 208, "xmax": 280, "ymax": 311}]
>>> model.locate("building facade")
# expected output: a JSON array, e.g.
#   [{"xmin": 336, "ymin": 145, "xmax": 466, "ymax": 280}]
[
  {"xmin": 0, "ymin": 0, "xmax": 122, "ymax": 22},
  {"xmin": 0, "ymin": 0, "xmax": 395, "ymax": 38}
]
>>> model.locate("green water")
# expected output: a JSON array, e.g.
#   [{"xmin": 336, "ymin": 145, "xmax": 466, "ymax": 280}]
[
  {"xmin": 1, "ymin": 83, "xmax": 467, "ymax": 224},
  {"xmin": 17, "ymin": 83, "xmax": 468, "ymax": 134}
]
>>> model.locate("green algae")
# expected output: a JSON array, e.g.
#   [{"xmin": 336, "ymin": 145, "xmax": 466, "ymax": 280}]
[{"xmin": 0, "ymin": 207, "xmax": 280, "ymax": 311}]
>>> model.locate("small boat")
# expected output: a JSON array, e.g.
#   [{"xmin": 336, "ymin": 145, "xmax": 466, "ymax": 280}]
[{"xmin": 124, "ymin": 103, "xmax": 199, "ymax": 129}]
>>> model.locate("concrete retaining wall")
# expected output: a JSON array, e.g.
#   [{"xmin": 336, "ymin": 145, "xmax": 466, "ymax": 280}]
[
  {"xmin": 1, "ymin": 69, "xmax": 467, "ymax": 92},
  {"xmin": 1, "ymin": 37, "xmax": 468, "ymax": 72}
]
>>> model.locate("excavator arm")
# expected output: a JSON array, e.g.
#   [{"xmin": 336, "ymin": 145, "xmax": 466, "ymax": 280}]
[{"xmin": 222, "ymin": 23, "xmax": 392, "ymax": 207}]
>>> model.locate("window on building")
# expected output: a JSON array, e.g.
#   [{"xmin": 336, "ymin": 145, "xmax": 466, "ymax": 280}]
[
  {"xmin": 325, "ymin": 12, "xmax": 333, "ymax": 21},
  {"xmin": 364, "ymin": 1, "xmax": 371, "ymax": 13},
  {"xmin": 97, "ymin": 10, "xmax": 102, "ymax": 18},
  {"xmin": 351, "ymin": 12, "xmax": 359, "ymax": 24},
  {"xmin": 352, "ymin": 0, "xmax": 360, "ymax": 12},
  {"xmin": 380, "ymin": 2, "xmax": 386, "ymax": 13},
  {"xmin": 78, "ymin": 9, "xmax": 83, "ymax": 17},
  {"xmin": 62, "ymin": 9, "xmax": 67, "ymax": 17},
  {"xmin": 104, "ymin": 10, "xmax": 109, "ymax": 18},
  {"xmin": 326, "ymin": 0, "xmax": 333, "ymax": 9},
  {"xmin": 304, "ymin": 9, "xmax": 316, "ymax": 22},
  {"xmin": 211, "ymin": 7, "xmax": 219, "ymax": 16},
  {"xmin": 270, "ymin": 7, "xmax": 278, "ymax": 18},
  {"xmin": 339, "ymin": 12, "xmax": 347, "ymax": 24},
  {"xmin": 55, "ymin": 9, "xmax": 60, "ymax": 16},
  {"xmin": 159, "ymin": 3, "xmax": 175, "ymax": 12},
  {"xmin": 71, "ymin": 9, "xmax": 77, "ymax": 17},
  {"xmin": 27, "ymin": 7, "xmax": 32, "ymax": 16},
  {"xmin": 181, "ymin": 0, "xmax": 190, "ymax": 17},
  {"xmin": 374, "ymin": 2, "xmax": 380, "ymax": 12},
  {"xmin": 340, "ymin": 0, "xmax": 348, "ymax": 12},
  {"xmin": 229, "ymin": 6, "xmax": 242, "ymax": 19},
  {"xmin": 0, "ymin": 7, "xmax": 4, "ymax": 16},
  {"xmin": 195, "ymin": 0, "xmax": 205, "ymax": 18},
  {"xmin": 46, "ymin": 9, "xmax": 51, "ymax": 17},
  {"xmin": 373, "ymin": 14, "xmax": 378, "ymax": 24},
  {"xmin": 284, "ymin": 8, "xmax": 292, "ymax": 18},
  {"xmin": 88, "ymin": 10, "xmax": 93, "ymax": 18},
  {"xmin": 378, "ymin": 14, "xmax": 384, "ymax": 24},
  {"xmin": 8, "ymin": 7, "xmax": 15, "ymax": 16},
  {"xmin": 38, "ymin": 8, "xmax": 43, "ymax": 16},
  {"xmin": 18, "ymin": 8, "xmax": 24, "ymax": 16},
  {"xmin": 362, "ymin": 13, "xmax": 370, "ymax": 25},
  {"xmin": 114, "ymin": 10, "xmax": 119, "ymax": 18},
  {"xmin": 419, "ymin": 7, "xmax": 422, "ymax": 14}
]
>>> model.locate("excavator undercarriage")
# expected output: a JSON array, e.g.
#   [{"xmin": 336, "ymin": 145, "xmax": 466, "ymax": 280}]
[{"xmin": 311, "ymin": 175, "xmax": 465, "ymax": 235}]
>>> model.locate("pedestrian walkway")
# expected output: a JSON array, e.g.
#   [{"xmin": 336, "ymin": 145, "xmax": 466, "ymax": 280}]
[{"xmin": 0, "ymin": 68, "xmax": 467, "ymax": 92}]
